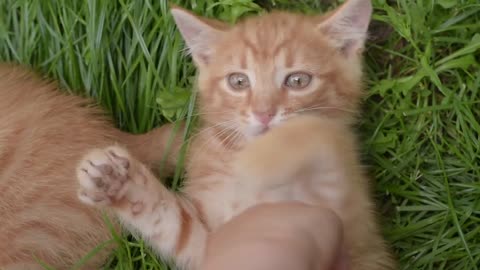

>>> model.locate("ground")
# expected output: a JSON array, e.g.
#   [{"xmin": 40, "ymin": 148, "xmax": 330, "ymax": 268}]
[{"xmin": 0, "ymin": 0, "xmax": 479, "ymax": 269}]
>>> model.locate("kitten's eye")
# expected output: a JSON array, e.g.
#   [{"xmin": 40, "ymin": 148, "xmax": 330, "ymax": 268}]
[
  {"xmin": 284, "ymin": 72, "xmax": 312, "ymax": 90},
  {"xmin": 227, "ymin": 73, "xmax": 250, "ymax": 91}
]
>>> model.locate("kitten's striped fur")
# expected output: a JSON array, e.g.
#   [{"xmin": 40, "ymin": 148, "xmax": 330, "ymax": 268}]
[{"xmin": 78, "ymin": 0, "xmax": 396, "ymax": 269}]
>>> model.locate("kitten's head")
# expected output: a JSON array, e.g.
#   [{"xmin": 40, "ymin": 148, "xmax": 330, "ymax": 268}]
[{"xmin": 171, "ymin": 0, "xmax": 372, "ymax": 139}]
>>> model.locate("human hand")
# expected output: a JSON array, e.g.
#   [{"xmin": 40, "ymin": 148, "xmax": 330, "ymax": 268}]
[{"xmin": 202, "ymin": 202, "xmax": 348, "ymax": 270}]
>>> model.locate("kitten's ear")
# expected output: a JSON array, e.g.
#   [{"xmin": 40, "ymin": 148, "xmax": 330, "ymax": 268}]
[
  {"xmin": 170, "ymin": 6, "xmax": 228, "ymax": 66},
  {"xmin": 317, "ymin": 0, "xmax": 372, "ymax": 56}
]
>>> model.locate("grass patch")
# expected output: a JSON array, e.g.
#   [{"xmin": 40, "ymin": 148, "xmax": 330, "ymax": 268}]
[{"xmin": 1, "ymin": 0, "xmax": 479, "ymax": 269}]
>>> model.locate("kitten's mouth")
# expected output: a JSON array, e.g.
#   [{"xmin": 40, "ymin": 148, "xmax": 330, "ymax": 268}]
[
  {"xmin": 258, "ymin": 126, "xmax": 269, "ymax": 135},
  {"xmin": 245, "ymin": 125, "xmax": 271, "ymax": 139},
  {"xmin": 252, "ymin": 126, "xmax": 269, "ymax": 137}
]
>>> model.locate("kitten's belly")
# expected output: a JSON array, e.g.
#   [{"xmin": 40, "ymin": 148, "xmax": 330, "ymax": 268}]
[
  {"xmin": 187, "ymin": 175, "xmax": 325, "ymax": 231},
  {"xmin": 229, "ymin": 180, "xmax": 325, "ymax": 217}
]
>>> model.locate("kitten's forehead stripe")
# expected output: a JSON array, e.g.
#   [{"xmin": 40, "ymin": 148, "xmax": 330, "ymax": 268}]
[
  {"xmin": 235, "ymin": 13, "xmax": 309, "ymax": 69},
  {"xmin": 239, "ymin": 48, "xmax": 247, "ymax": 69},
  {"xmin": 245, "ymin": 48, "xmax": 254, "ymax": 72},
  {"xmin": 242, "ymin": 38, "xmax": 259, "ymax": 57},
  {"xmin": 272, "ymin": 41, "xmax": 293, "ymax": 68}
]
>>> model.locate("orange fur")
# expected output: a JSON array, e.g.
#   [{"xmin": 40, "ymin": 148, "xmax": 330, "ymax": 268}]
[
  {"xmin": 0, "ymin": 64, "xmax": 176, "ymax": 269},
  {"xmin": 233, "ymin": 116, "xmax": 396, "ymax": 269},
  {"xmin": 77, "ymin": 0, "xmax": 396, "ymax": 269}
]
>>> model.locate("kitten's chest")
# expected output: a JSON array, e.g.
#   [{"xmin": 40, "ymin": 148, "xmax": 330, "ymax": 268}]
[
  {"xmin": 185, "ymin": 161, "xmax": 315, "ymax": 230},
  {"xmin": 184, "ymin": 131, "xmax": 324, "ymax": 229}
]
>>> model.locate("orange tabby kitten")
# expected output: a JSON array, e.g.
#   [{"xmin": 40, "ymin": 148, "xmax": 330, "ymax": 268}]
[
  {"xmin": 0, "ymin": 64, "xmax": 177, "ymax": 269},
  {"xmin": 77, "ymin": 0, "xmax": 395, "ymax": 269}
]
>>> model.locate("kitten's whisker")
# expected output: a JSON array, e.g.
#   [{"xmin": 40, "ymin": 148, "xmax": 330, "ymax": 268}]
[
  {"xmin": 180, "ymin": 46, "xmax": 191, "ymax": 56},
  {"xmin": 216, "ymin": 123, "xmax": 239, "ymax": 147},
  {"xmin": 201, "ymin": 126, "xmax": 236, "ymax": 154},
  {"xmin": 190, "ymin": 122, "xmax": 238, "ymax": 162},
  {"xmin": 227, "ymin": 129, "xmax": 243, "ymax": 150},
  {"xmin": 294, "ymin": 106, "xmax": 356, "ymax": 114},
  {"xmin": 186, "ymin": 121, "xmax": 234, "ymax": 154},
  {"xmin": 222, "ymin": 127, "xmax": 241, "ymax": 150},
  {"xmin": 189, "ymin": 110, "xmax": 237, "ymax": 117},
  {"xmin": 185, "ymin": 119, "xmax": 237, "ymax": 144}
]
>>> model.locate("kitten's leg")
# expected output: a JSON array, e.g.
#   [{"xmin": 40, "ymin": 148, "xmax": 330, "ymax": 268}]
[{"xmin": 76, "ymin": 146, "xmax": 206, "ymax": 270}]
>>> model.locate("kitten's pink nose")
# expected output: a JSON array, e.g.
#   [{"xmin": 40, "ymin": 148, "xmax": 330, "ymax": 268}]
[{"xmin": 253, "ymin": 110, "xmax": 276, "ymax": 125}]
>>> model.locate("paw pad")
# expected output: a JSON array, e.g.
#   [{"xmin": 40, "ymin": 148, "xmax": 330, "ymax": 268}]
[{"xmin": 77, "ymin": 146, "xmax": 132, "ymax": 206}]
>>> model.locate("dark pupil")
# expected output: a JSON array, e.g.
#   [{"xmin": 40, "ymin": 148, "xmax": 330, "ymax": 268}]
[
  {"xmin": 293, "ymin": 76, "xmax": 301, "ymax": 86},
  {"xmin": 237, "ymin": 77, "xmax": 245, "ymax": 86}
]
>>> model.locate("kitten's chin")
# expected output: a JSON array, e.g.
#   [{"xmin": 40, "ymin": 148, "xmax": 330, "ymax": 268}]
[{"xmin": 243, "ymin": 125, "xmax": 269, "ymax": 140}]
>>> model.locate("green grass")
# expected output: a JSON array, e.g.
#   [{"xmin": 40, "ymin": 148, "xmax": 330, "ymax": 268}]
[{"xmin": 1, "ymin": 0, "xmax": 479, "ymax": 269}]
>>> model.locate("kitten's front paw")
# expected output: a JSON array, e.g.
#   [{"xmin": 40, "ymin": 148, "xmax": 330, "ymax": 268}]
[{"xmin": 77, "ymin": 146, "xmax": 132, "ymax": 207}]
